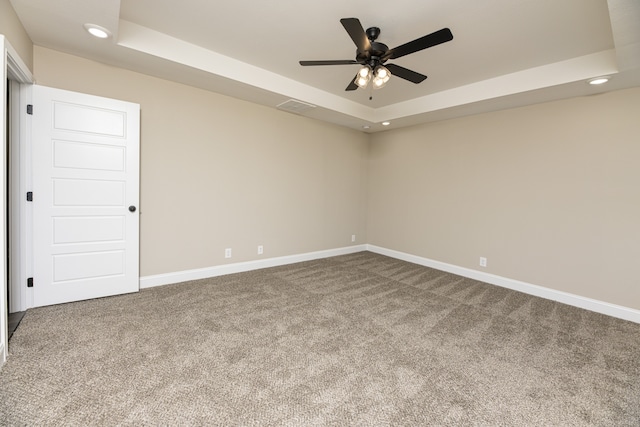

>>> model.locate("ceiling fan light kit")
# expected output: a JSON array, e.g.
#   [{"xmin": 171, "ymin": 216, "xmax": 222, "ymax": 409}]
[
  {"xmin": 354, "ymin": 65, "xmax": 389, "ymax": 89},
  {"xmin": 300, "ymin": 18, "xmax": 453, "ymax": 95}
]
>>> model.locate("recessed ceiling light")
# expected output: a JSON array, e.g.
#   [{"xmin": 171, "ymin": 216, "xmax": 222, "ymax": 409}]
[
  {"xmin": 382, "ymin": 121, "xmax": 390, "ymax": 126},
  {"xmin": 362, "ymin": 125, "xmax": 371, "ymax": 130},
  {"xmin": 84, "ymin": 23, "xmax": 111, "ymax": 39},
  {"xmin": 588, "ymin": 76, "xmax": 610, "ymax": 85}
]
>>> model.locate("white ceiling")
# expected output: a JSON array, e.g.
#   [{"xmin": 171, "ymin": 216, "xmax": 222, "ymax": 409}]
[{"xmin": 10, "ymin": 0, "xmax": 640, "ymax": 132}]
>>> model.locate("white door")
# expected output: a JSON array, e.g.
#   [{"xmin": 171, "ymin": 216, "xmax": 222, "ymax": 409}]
[{"xmin": 32, "ymin": 85, "xmax": 140, "ymax": 307}]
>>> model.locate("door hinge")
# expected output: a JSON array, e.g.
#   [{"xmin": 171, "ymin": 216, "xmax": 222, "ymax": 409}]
[
  {"xmin": 27, "ymin": 277, "xmax": 34, "ymax": 288},
  {"xmin": 27, "ymin": 191, "xmax": 33, "ymax": 202},
  {"xmin": 27, "ymin": 104, "xmax": 33, "ymax": 115}
]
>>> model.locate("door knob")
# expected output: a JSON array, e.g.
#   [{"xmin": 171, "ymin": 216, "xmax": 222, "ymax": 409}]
[{"xmin": 129, "ymin": 205, "xmax": 137, "ymax": 212}]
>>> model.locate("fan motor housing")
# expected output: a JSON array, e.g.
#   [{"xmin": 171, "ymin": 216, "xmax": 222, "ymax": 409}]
[{"xmin": 356, "ymin": 42, "xmax": 389, "ymax": 64}]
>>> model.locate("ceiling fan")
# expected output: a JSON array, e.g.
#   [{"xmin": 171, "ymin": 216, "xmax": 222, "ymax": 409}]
[{"xmin": 300, "ymin": 18, "xmax": 453, "ymax": 92}]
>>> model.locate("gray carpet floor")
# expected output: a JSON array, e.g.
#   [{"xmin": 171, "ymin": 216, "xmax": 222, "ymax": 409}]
[{"xmin": 1, "ymin": 251, "xmax": 639, "ymax": 426}]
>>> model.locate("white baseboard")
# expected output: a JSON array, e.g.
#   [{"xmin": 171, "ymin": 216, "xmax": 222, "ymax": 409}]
[
  {"xmin": 366, "ymin": 244, "xmax": 640, "ymax": 324},
  {"xmin": 140, "ymin": 245, "xmax": 368, "ymax": 289},
  {"xmin": 139, "ymin": 243, "xmax": 640, "ymax": 324}
]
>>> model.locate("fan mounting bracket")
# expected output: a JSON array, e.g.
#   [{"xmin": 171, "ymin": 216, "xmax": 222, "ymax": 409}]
[{"xmin": 366, "ymin": 27, "xmax": 381, "ymax": 41}]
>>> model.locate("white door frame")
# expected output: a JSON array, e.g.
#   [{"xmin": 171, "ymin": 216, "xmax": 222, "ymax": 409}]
[
  {"xmin": 1, "ymin": 35, "xmax": 33, "ymax": 365},
  {"xmin": 8, "ymin": 77, "xmax": 33, "ymax": 313}
]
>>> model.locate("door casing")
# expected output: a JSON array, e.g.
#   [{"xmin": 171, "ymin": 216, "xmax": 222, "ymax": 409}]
[{"xmin": 1, "ymin": 35, "xmax": 33, "ymax": 365}]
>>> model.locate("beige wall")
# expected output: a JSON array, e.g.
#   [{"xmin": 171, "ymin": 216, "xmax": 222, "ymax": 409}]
[
  {"xmin": 368, "ymin": 88, "xmax": 640, "ymax": 310},
  {"xmin": 29, "ymin": 45, "xmax": 640, "ymax": 312},
  {"xmin": 34, "ymin": 47, "xmax": 369, "ymax": 277},
  {"xmin": 0, "ymin": 0, "xmax": 33, "ymax": 71}
]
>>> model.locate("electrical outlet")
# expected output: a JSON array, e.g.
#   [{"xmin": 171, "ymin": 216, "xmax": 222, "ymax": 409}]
[
  {"xmin": 351, "ymin": 234, "xmax": 356, "ymax": 242},
  {"xmin": 479, "ymin": 257, "xmax": 487, "ymax": 267},
  {"xmin": 225, "ymin": 248, "xmax": 232, "ymax": 258},
  {"xmin": 257, "ymin": 245, "xmax": 263, "ymax": 255}
]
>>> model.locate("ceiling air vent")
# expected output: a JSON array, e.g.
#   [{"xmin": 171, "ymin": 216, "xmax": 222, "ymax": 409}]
[{"xmin": 276, "ymin": 99, "xmax": 316, "ymax": 115}]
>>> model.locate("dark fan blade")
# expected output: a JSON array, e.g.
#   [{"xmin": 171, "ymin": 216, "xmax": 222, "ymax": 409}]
[
  {"xmin": 385, "ymin": 28, "xmax": 453, "ymax": 60},
  {"xmin": 346, "ymin": 75, "xmax": 358, "ymax": 91},
  {"xmin": 340, "ymin": 18, "xmax": 371, "ymax": 52},
  {"xmin": 299, "ymin": 60, "xmax": 359, "ymax": 66},
  {"xmin": 386, "ymin": 63, "xmax": 427, "ymax": 84}
]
